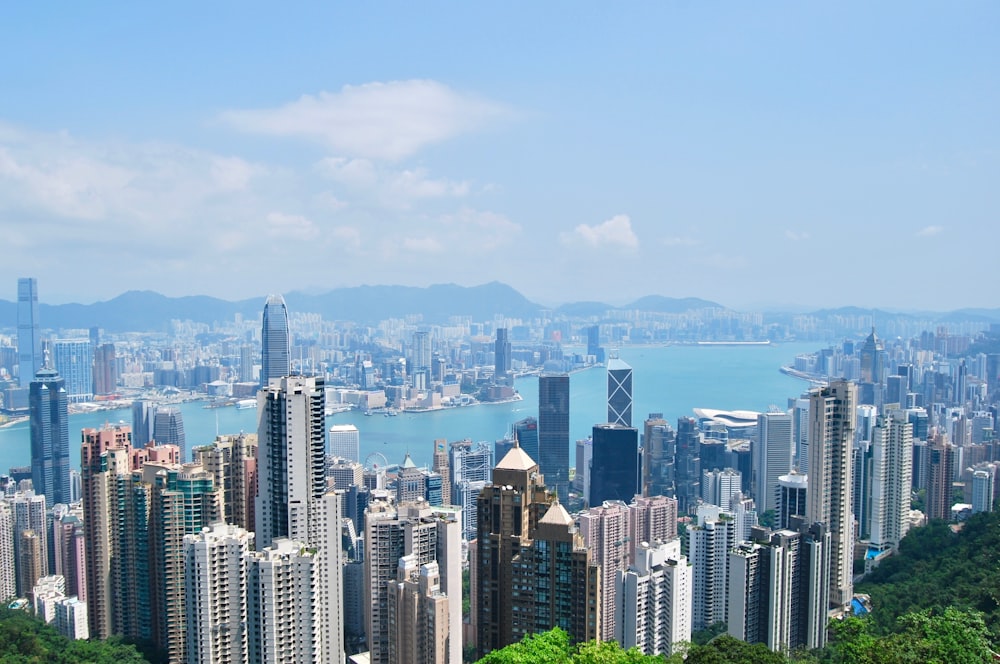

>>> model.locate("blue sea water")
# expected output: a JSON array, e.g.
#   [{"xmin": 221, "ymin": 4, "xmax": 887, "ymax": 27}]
[{"xmin": 0, "ymin": 342, "xmax": 819, "ymax": 474}]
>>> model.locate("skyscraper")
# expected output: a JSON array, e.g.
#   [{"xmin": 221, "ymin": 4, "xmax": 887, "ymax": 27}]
[
  {"xmin": 329, "ymin": 424, "xmax": 361, "ymax": 462},
  {"xmin": 364, "ymin": 501, "xmax": 462, "ymax": 664},
  {"xmin": 753, "ymin": 411, "xmax": 793, "ymax": 514},
  {"xmin": 256, "ymin": 375, "xmax": 326, "ymax": 550},
  {"xmin": 806, "ymin": 380, "xmax": 856, "ymax": 610},
  {"xmin": 642, "ymin": 414, "xmax": 675, "ymax": 498},
  {"xmin": 578, "ymin": 499, "xmax": 631, "ymax": 642},
  {"xmin": 868, "ymin": 414, "xmax": 913, "ymax": 553},
  {"xmin": 17, "ymin": 277, "xmax": 41, "ymax": 388},
  {"xmin": 183, "ymin": 523, "xmax": 253, "ymax": 664},
  {"xmin": 607, "ymin": 356, "xmax": 633, "ymax": 427},
  {"xmin": 261, "ymin": 294, "xmax": 290, "ymax": 385},
  {"xmin": 92, "ymin": 343, "xmax": 117, "ymax": 396},
  {"xmin": 494, "ymin": 327, "xmax": 511, "ymax": 385},
  {"xmin": 52, "ymin": 339, "xmax": 93, "ymax": 403},
  {"xmin": 152, "ymin": 407, "xmax": 186, "ymax": 461},
  {"xmin": 589, "ymin": 423, "xmax": 639, "ymax": 506},
  {"xmin": 675, "ymin": 417, "xmax": 702, "ymax": 514},
  {"xmin": 29, "ymin": 367, "xmax": 70, "ymax": 506},
  {"xmin": 247, "ymin": 538, "xmax": 320, "ymax": 664},
  {"xmin": 538, "ymin": 373, "xmax": 570, "ymax": 502},
  {"xmin": 926, "ymin": 434, "xmax": 955, "ymax": 521},
  {"xmin": 475, "ymin": 444, "xmax": 554, "ymax": 657},
  {"xmin": 512, "ymin": 416, "xmax": 539, "ymax": 464},
  {"xmin": 131, "ymin": 400, "xmax": 155, "ymax": 447},
  {"xmin": 616, "ymin": 539, "xmax": 691, "ymax": 656}
]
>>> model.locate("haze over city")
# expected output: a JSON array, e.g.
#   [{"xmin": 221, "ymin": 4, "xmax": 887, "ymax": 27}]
[{"xmin": 1, "ymin": 3, "xmax": 997, "ymax": 310}]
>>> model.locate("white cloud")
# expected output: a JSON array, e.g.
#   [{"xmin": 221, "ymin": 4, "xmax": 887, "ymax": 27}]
[
  {"xmin": 440, "ymin": 207, "xmax": 522, "ymax": 250},
  {"xmin": 785, "ymin": 230, "xmax": 809, "ymax": 241},
  {"xmin": 916, "ymin": 225, "xmax": 944, "ymax": 237},
  {"xmin": 221, "ymin": 80, "xmax": 509, "ymax": 161},
  {"xmin": 317, "ymin": 157, "xmax": 470, "ymax": 206},
  {"xmin": 560, "ymin": 214, "xmax": 639, "ymax": 250}
]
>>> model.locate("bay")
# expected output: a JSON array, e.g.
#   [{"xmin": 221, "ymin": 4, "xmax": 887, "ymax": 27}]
[{"xmin": 0, "ymin": 342, "xmax": 819, "ymax": 474}]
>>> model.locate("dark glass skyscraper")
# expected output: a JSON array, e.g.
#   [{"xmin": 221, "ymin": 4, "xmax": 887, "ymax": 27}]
[
  {"xmin": 538, "ymin": 373, "xmax": 570, "ymax": 502},
  {"xmin": 512, "ymin": 416, "xmax": 539, "ymax": 462},
  {"xmin": 675, "ymin": 416, "xmax": 702, "ymax": 514},
  {"xmin": 589, "ymin": 423, "xmax": 639, "ymax": 506},
  {"xmin": 29, "ymin": 367, "xmax": 70, "ymax": 506},
  {"xmin": 261, "ymin": 294, "xmax": 290, "ymax": 385},
  {"xmin": 17, "ymin": 277, "xmax": 42, "ymax": 388}
]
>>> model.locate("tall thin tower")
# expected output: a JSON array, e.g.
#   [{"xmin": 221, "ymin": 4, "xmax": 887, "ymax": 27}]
[
  {"xmin": 17, "ymin": 277, "xmax": 42, "ymax": 388},
  {"xmin": 607, "ymin": 356, "xmax": 633, "ymax": 427},
  {"xmin": 255, "ymin": 375, "xmax": 326, "ymax": 550},
  {"xmin": 538, "ymin": 373, "xmax": 570, "ymax": 503},
  {"xmin": 806, "ymin": 380, "xmax": 856, "ymax": 610},
  {"xmin": 261, "ymin": 294, "xmax": 290, "ymax": 385},
  {"xmin": 29, "ymin": 367, "xmax": 71, "ymax": 506}
]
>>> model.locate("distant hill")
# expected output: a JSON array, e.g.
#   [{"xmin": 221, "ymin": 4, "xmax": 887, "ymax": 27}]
[
  {"xmin": 0, "ymin": 282, "xmax": 544, "ymax": 333},
  {"xmin": 623, "ymin": 295, "xmax": 723, "ymax": 313}
]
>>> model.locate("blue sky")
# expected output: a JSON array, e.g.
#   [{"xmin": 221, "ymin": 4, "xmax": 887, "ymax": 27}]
[{"xmin": 1, "ymin": 3, "xmax": 997, "ymax": 310}]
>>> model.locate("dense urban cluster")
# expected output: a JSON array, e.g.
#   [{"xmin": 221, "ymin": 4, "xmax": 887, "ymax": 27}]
[{"xmin": 0, "ymin": 277, "xmax": 998, "ymax": 663}]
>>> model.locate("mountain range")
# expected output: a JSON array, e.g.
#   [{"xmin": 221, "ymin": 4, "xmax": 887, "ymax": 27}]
[{"xmin": 0, "ymin": 282, "xmax": 996, "ymax": 333}]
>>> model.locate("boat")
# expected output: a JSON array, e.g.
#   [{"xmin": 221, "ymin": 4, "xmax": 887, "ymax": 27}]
[{"xmin": 236, "ymin": 399, "xmax": 257, "ymax": 410}]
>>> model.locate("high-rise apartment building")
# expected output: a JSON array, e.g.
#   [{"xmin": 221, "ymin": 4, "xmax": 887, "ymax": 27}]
[
  {"xmin": 19, "ymin": 529, "xmax": 45, "ymax": 603},
  {"xmin": 314, "ymin": 491, "xmax": 346, "ymax": 664},
  {"xmin": 0, "ymin": 501, "xmax": 16, "ymax": 601},
  {"xmin": 261, "ymin": 294, "xmax": 290, "ymax": 385},
  {"xmin": 92, "ymin": 343, "xmax": 117, "ymax": 395},
  {"xmin": 329, "ymin": 424, "xmax": 361, "ymax": 463},
  {"xmin": 52, "ymin": 339, "xmax": 93, "ymax": 403},
  {"xmin": 29, "ymin": 367, "xmax": 71, "ymax": 506},
  {"xmin": 806, "ymin": 380, "xmax": 856, "ymax": 610},
  {"xmin": 256, "ymin": 375, "xmax": 326, "ymax": 550},
  {"xmin": 364, "ymin": 501, "xmax": 462, "ymax": 664},
  {"xmin": 192, "ymin": 433, "xmax": 258, "ymax": 532},
  {"xmin": 971, "ymin": 464, "xmax": 996, "ymax": 513},
  {"xmin": 642, "ymin": 414, "xmax": 675, "ymax": 498},
  {"xmin": 81, "ymin": 423, "xmax": 133, "ymax": 639},
  {"xmin": 247, "ymin": 538, "xmax": 320, "ymax": 664},
  {"xmin": 616, "ymin": 538, "xmax": 691, "ymax": 656},
  {"xmin": 754, "ymin": 412, "xmax": 792, "ymax": 514},
  {"xmin": 688, "ymin": 512, "xmax": 735, "ymax": 631},
  {"xmin": 184, "ymin": 523, "xmax": 253, "ymax": 664},
  {"xmin": 702, "ymin": 468, "xmax": 742, "ymax": 508},
  {"xmin": 12, "ymin": 491, "xmax": 48, "ymax": 595},
  {"xmin": 727, "ymin": 524, "xmax": 831, "ymax": 651},
  {"xmin": 17, "ymin": 277, "xmax": 41, "ymax": 388},
  {"xmin": 578, "ymin": 500, "xmax": 631, "ymax": 642},
  {"xmin": 538, "ymin": 373, "xmax": 570, "ymax": 503},
  {"xmin": 589, "ymin": 423, "xmax": 639, "ymax": 506},
  {"xmin": 926, "ymin": 434, "xmax": 955, "ymax": 521},
  {"xmin": 388, "ymin": 557, "xmax": 451, "ymax": 664},
  {"xmin": 328, "ymin": 456, "xmax": 364, "ymax": 491},
  {"xmin": 868, "ymin": 415, "xmax": 913, "ymax": 553}
]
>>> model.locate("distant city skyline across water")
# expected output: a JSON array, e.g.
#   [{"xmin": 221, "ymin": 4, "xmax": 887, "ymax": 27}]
[{"xmin": 0, "ymin": 343, "xmax": 819, "ymax": 476}]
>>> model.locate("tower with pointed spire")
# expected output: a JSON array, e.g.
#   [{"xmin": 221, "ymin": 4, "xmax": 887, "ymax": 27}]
[
  {"xmin": 475, "ymin": 442, "xmax": 599, "ymax": 657},
  {"xmin": 261, "ymin": 294, "xmax": 290, "ymax": 385}
]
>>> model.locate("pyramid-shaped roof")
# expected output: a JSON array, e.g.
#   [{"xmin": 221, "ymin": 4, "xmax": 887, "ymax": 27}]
[
  {"xmin": 401, "ymin": 452, "xmax": 417, "ymax": 469},
  {"xmin": 495, "ymin": 445, "xmax": 536, "ymax": 472},
  {"xmin": 538, "ymin": 501, "xmax": 574, "ymax": 527}
]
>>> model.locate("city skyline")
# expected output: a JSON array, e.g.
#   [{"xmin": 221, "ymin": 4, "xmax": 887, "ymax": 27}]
[{"xmin": 0, "ymin": 4, "xmax": 997, "ymax": 310}]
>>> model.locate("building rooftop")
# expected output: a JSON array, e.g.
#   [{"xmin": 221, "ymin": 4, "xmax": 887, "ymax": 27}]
[
  {"xmin": 538, "ymin": 502, "xmax": 574, "ymax": 527},
  {"xmin": 495, "ymin": 445, "xmax": 537, "ymax": 472}
]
